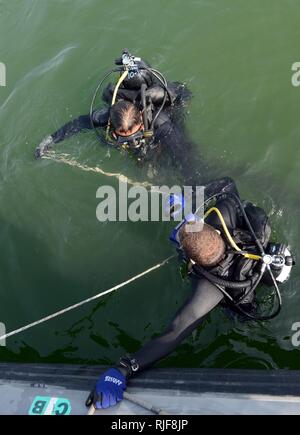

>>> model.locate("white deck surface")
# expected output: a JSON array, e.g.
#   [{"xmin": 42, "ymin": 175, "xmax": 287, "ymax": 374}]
[{"xmin": 1, "ymin": 380, "xmax": 300, "ymax": 415}]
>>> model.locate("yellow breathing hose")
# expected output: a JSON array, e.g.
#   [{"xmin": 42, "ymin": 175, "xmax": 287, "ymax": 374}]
[
  {"xmin": 204, "ymin": 207, "xmax": 262, "ymax": 261},
  {"xmin": 112, "ymin": 70, "xmax": 129, "ymax": 105},
  {"xmin": 106, "ymin": 69, "xmax": 129, "ymax": 140}
]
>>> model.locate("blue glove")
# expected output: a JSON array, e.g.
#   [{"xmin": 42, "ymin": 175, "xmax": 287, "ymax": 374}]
[{"xmin": 86, "ymin": 368, "xmax": 126, "ymax": 409}]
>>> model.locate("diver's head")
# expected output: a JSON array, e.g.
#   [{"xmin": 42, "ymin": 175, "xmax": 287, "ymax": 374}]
[
  {"xmin": 179, "ymin": 223, "xmax": 226, "ymax": 267},
  {"xmin": 110, "ymin": 100, "xmax": 143, "ymax": 139}
]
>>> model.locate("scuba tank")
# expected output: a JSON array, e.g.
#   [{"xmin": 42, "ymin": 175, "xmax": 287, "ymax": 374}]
[
  {"xmin": 90, "ymin": 49, "xmax": 172, "ymax": 154},
  {"xmin": 168, "ymin": 190, "xmax": 295, "ymax": 321}
]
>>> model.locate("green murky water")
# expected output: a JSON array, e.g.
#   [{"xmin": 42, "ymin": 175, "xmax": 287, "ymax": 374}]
[{"xmin": 0, "ymin": 0, "xmax": 299, "ymax": 369}]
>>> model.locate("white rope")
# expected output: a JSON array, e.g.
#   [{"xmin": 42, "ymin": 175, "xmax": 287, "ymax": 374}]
[
  {"xmin": 0, "ymin": 254, "xmax": 176, "ymax": 342},
  {"xmin": 42, "ymin": 152, "xmax": 155, "ymax": 188}
]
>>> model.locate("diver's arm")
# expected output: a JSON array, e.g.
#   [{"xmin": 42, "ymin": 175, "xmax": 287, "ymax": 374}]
[
  {"xmin": 51, "ymin": 109, "xmax": 109, "ymax": 143},
  {"xmin": 51, "ymin": 115, "xmax": 94, "ymax": 143},
  {"xmin": 117, "ymin": 278, "xmax": 223, "ymax": 378},
  {"xmin": 34, "ymin": 108, "xmax": 109, "ymax": 158},
  {"xmin": 85, "ymin": 278, "xmax": 223, "ymax": 411}
]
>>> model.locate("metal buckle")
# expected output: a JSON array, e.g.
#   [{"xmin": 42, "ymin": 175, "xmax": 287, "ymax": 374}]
[{"xmin": 130, "ymin": 359, "xmax": 139, "ymax": 372}]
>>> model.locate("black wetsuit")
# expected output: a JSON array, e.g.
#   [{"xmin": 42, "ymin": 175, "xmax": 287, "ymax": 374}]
[
  {"xmin": 118, "ymin": 178, "xmax": 271, "ymax": 376},
  {"xmin": 45, "ymin": 60, "xmax": 194, "ymax": 180}
]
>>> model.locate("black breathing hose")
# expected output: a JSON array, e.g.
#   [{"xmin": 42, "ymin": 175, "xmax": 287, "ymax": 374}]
[
  {"xmin": 151, "ymin": 91, "xmax": 168, "ymax": 130},
  {"xmin": 227, "ymin": 192, "xmax": 265, "ymax": 255},
  {"xmin": 234, "ymin": 267, "xmax": 265, "ymax": 305},
  {"xmin": 145, "ymin": 67, "xmax": 173, "ymax": 102},
  {"xmin": 193, "ymin": 264, "xmax": 258, "ymax": 290},
  {"xmin": 140, "ymin": 84, "xmax": 149, "ymax": 131},
  {"xmin": 89, "ymin": 67, "xmax": 122, "ymax": 139},
  {"xmin": 143, "ymin": 67, "xmax": 173, "ymax": 130}
]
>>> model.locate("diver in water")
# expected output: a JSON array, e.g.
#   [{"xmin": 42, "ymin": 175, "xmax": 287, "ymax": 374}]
[
  {"xmin": 85, "ymin": 177, "xmax": 294, "ymax": 410},
  {"xmin": 35, "ymin": 50, "xmax": 193, "ymax": 179}
]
